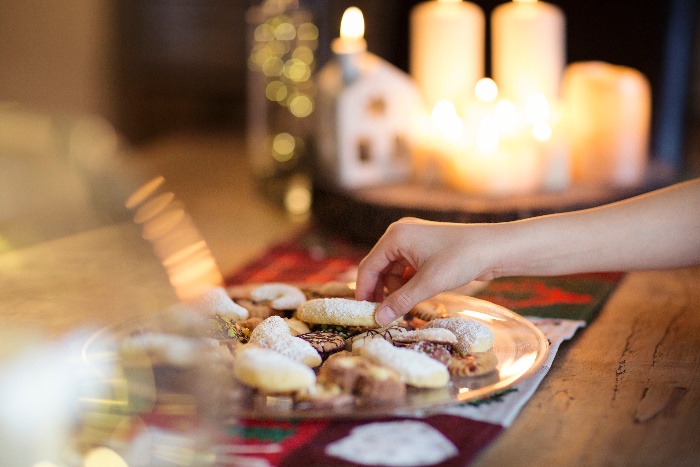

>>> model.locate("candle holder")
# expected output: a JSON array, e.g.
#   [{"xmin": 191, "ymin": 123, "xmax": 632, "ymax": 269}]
[{"xmin": 245, "ymin": 0, "xmax": 319, "ymax": 208}]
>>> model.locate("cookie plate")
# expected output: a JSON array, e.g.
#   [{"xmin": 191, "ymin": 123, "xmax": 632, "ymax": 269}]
[{"xmin": 82, "ymin": 292, "xmax": 549, "ymax": 420}]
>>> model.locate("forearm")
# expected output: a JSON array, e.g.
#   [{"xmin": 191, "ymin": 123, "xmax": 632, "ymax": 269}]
[{"xmin": 491, "ymin": 179, "xmax": 700, "ymax": 277}]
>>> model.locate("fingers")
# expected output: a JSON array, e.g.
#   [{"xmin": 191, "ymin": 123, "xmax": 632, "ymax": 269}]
[{"xmin": 375, "ymin": 268, "xmax": 443, "ymax": 325}]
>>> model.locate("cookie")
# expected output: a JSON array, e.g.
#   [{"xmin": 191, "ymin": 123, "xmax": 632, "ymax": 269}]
[
  {"xmin": 391, "ymin": 328, "xmax": 456, "ymax": 346},
  {"xmin": 423, "ymin": 318, "xmax": 495, "ymax": 354},
  {"xmin": 406, "ymin": 341, "xmax": 452, "ymax": 366},
  {"xmin": 409, "ymin": 300, "xmax": 449, "ymax": 322},
  {"xmin": 233, "ymin": 345, "xmax": 316, "ymax": 394},
  {"xmin": 346, "ymin": 325, "xmax": 408, "ymax": 355},
  {"xmin": 317, "ymin": 355, "xmax": 367, "ymax": 392},
  {"xmin": 447, "ymin": 351, "xmax": 499, "ymax": 377},
  {"xmin": 296, "ymin": 298, "xmax": 380, "ymax": 327},
  {"xmin": 187, "ymin": 287, "xmax": 249, "ymax": 321},
  {"xmin": 359, "ymin": 339, "xmax": 450, "ymax": 388},
  {"xmin": 285, "ymin": 317, "xmax": 311, "ymax": 336},
  {"xmin": 250, "ymin": 283, "xmax": 307, "ymax": 310},
  {"xmin": 297, "ymin": 331, "xmax": 347, "ymax": 360},
  {"xmin": 317, "ymin": 354, "xmax": 406, "ymax": 405},
  {"xmin": 234, "ymin": 298, "xmax": 279, "ymax": 320},
  {"xmin": 295, "ymin": 382, "xmax": 356, "ymax": 410},
  {"xmin": 303, "ymin": 281, "xmax": 355, "ymax": 300},
  {"xmin": 249, "ymin": 316, "xmax": 322, "ymax": 368},
  {"xmin": 356, "ymin": 364, "xmax": 406, "ymax": 406}
]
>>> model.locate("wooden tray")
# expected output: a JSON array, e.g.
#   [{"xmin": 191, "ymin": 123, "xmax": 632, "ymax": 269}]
[{"xmin": 312, "ymin": 165, "xmax": 675, "ymax": 245}]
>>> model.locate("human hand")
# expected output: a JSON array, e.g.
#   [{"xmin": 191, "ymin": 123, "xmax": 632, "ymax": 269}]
[{"xmin": 355, "ymin": 217, "xmax": 498, "ymax": 325}]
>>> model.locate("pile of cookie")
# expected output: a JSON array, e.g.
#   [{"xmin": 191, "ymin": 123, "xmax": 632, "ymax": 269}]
[
  {"xmin": 117, "ymin": 281, "xmax": 498, "ymax": 413},
  {"xmin": 209, "ymin": 281, "xmax": 499, "ymax": 410}
]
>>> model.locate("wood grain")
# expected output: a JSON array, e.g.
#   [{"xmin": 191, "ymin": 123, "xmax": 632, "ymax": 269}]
[{"xmin": 473, "ymin": 267, "xmax": 700, "ymax": 466}]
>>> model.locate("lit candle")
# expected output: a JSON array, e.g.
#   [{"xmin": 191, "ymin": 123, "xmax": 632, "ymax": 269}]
[
  {"xmin": 444, "ymin": 79, "xmax": 542, "ymax": 196},
  {"xmin": 562, "ymin": 61, "xmax": 651, "ymax": 186},
  {"xmin": 410, "ymin": 0, "xmax": 485, "ymax": 110},
  {"xmin": 331, "ymin": 7, "xmax": 368, "ymax": 83},
  {"xmin": 491, "ymin": 0, "xmax": 565, "ymax": 105}
]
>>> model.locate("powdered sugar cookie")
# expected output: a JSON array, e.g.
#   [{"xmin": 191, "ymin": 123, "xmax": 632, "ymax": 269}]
[
  {"xmin": 423, "ymin": 317, "xmax": 494, "ymax": 354},
  {"xmin": 296, "ymin": 298, "xmax": 380, "ymax": 327},
  {"xmin": 250, "ymin": 283, "xmax": 307, "ymax": 310},
  {"xmin": 233, "ymin": 345, "xmax": 315, "ymax": 394},
  {"xmin": 249, "ymin": 316, "xmax": 322, "ymax": 368},
  {"xmin": 187, "ymin": 287, "xmax": 249, "ymax": 321},
  {"xmin": 360, "ymin": 339, "xmax": 450, "ymax": 388}
]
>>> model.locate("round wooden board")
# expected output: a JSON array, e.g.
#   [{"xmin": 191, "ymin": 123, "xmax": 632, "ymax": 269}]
[{"xmin": 312, "ymin": 166, "xmax": 675, "ymax": 245}]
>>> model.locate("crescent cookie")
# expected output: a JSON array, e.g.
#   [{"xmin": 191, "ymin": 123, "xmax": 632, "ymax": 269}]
[
  {"xmin": 250, "ymin": 283, "xmax": 307, "ymax": 310},
  {"xmin": 296, "ymin": 298, "xmax": 380, "ymax": 327},
  {"xmin": 249, "ymin": 316, "xmax": 322, "ymax": 368},
  {"xmin": 423, "ymin": 317, "xmax": 495, "ymax": 354},
  {"xmin": 359, "ymin": 338, "xmax": 450, "ymax": 388},
  {"xmin": 233, "ymin": 345, "xmax": 315, "ymax": 393},
  {"xmin": 188, "ymin": 286, "xmax": 249, "ymax": 321}
]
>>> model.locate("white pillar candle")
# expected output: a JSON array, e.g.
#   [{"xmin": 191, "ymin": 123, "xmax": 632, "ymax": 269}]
[
  {"xmin": 491, "ymin": 0, "xmax": 565, "ymax": 105},
  {"xmin": 410, "ymin": 0, "xmax": 485, "ymax": 111},
  {"xmin": 562, "ymin": 61, "xmax": 651, "ymax": 186}
]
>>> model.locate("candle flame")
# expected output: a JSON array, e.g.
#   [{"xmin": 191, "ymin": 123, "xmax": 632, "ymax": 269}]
[
  {"xmin": 340, "ymin": 7, "xmax": 365, "ymax": 40},
  {"xmin": 431, "ymin": 100, "xmax": 463, "ymax": 141},
  {"xmin": 474, "ymin": 78, "xmax": 498, "ymax": 103}
]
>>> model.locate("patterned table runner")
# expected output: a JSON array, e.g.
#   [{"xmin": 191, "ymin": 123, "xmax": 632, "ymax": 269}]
[{"xmin": 218, "ymin": 230, "xmax": 624, "ymax": 466}]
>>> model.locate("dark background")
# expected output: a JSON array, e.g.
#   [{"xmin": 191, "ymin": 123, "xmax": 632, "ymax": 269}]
[{"xmin": 112, "ymin": 0, "xmax": 698, "ymax": 171}]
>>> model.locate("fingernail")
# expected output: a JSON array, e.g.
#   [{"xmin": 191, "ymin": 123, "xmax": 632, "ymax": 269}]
[{"xmin": 376, "ymin": 306, "xmax": 395, "ymax": 326}]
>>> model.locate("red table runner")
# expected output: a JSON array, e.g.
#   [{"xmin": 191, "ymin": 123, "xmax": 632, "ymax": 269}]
[{"xmin": 215, "ymin": 229, "xmax": 624, "ymax": 466}]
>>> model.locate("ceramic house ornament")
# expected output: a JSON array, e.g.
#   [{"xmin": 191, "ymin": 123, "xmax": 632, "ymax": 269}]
[{"xmin": 315, "ymin": 8, "xmax": 423, "ymax": 190}]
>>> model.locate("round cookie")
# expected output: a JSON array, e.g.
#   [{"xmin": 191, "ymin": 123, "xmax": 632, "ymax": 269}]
[
  {"xmin": 233, "ymin": 345, "xmax": 315, "ymax": 393},
  {"xmin": 423, "ymin": 317, "xmax": 495, "ymax": 354},
  {"xmin": 409, "ymin": 300, "xmax": 449, "ymax": 322},
  {"xmin": 359, "ymin": 339, "xmax": 450, "ymax": 388},
  {"xmin": 297, "ymin": 331, "xmax": 346, "ymax": 360},
  {"xmin": 447, "ymin": 351, "xmax": 499, "ymax": 377},
  {"xmin": 249, "ymin": 316, "xmax": 322, "ymax": 368},
  {"xmin": 296, "ymin": 298, "xmax": 380, "ymax": 327}
]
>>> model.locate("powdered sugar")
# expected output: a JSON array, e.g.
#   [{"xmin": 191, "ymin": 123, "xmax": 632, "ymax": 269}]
[
  {"xmin": 250, "ymin": 283, "xmax": 307, "ymax": 310},
  {"xmin": 297, "ymin": 298, "xmax": 379, "ymax": 326},
  {"xmin": 360, "ymin": 339, "xmax": 450, "ymax": 388},
  {"xmin": 249, "ymin": 316, "xmax": 322, "ymax": 368},
  {"xmin": 187, "ymin": 286, "xmax": 249, "ymax": 321},
  {"xmin": 424, "ymin": 318, "xmax": 494, "ymax": 353}
]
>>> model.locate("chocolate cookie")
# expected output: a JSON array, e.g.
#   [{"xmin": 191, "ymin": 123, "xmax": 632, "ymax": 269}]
[{"xmin": 297, "ymin": 331, "xmax": 346, "ymax": 360}]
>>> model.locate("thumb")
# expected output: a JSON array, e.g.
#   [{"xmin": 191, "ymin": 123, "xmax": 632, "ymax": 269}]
[{"xmin": 375, "ymin": 275, "xmax": 436, "ymax": 326}]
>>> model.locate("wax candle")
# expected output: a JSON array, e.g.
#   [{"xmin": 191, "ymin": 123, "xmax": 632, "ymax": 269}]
[
  {"xmin": 410, "ymin": 0, "xmax": 485, "ymax": 110},
  {"xmin": 562, "ymin": 61, "xmax": 651, "ymax": 186},
  {"xmin": 331, "ymin": 7, "xmax": 367, "ymax": 83},
  {"xmin": 491, "ymin": 0, "xmax": 565, "ymax": 105}
]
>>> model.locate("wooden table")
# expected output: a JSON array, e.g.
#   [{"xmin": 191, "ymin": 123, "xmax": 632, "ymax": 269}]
[{"xmin": 2, "ymin": 219, "xmax": 698, "ymax": 466}]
